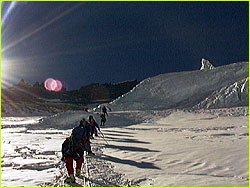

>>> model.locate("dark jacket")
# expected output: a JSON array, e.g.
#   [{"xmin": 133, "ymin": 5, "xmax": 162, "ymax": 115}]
[
  {"xmin": 61, "ymin": 136, "xmax": 83, "ymax": 160},
  {"xmin": 102, "ymin": 106, "xmax": 107, "ymax": 113},
  {"xmin": 62, "ymin": 122, "xmax": 91, "ymax": 160},
  {"xmin": 62, "ymin": 137, "xmax": 72, "ymax": 158},
  {"xmin": 71, "ymin": 122, "xmax": 91, "ymax": 153}
]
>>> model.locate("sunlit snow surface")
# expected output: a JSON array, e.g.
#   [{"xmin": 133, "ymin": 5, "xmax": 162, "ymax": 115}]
[
  {"xmin": 1, "ymin": 117, "xmax": 42, "ymax": 126},
  {"xmin": 1, "ymin": 117, "xmax": 69, "ymax": 187},
  {"xmin": 1, "ymin": 108, "xmax": 249, "ymax": 187}
]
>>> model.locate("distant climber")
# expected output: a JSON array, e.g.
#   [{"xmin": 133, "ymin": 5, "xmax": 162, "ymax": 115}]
[
  {"xmin": 88, "ymin": 115, "xmax": 100, "ymax": 138},
  {"xmin": 100, "ymin": 113, "xmax": 106, "ymax": 126},
  {"xmin": 102, "ymin": 106, "xmax": 108, "ymax": 117}
]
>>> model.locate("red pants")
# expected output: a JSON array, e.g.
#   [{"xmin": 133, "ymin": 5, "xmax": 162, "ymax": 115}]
[{"xmin": 65, "ymin": 157, "xmax": 83, "ymax": 175}]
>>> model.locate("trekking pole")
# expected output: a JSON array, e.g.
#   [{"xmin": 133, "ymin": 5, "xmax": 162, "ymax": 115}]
[
  {"xmin": 98, "ymin": 129, "xmax": 109, "ymax": 145},
  {"xmin": 99, "ymin": 130, "xmax": 109, "ymax": 145}
]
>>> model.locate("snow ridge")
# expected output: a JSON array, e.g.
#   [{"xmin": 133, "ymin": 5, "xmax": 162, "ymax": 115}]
[
  {"xmin": 193, "ymin": 77, "xmax": 249, "ymax": 109},
  {"xmin": 110, "ymin": 62, "xmax": 249, "ymax": 111}
]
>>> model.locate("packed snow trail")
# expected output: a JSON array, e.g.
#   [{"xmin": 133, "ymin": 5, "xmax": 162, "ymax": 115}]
[
  {"xmin": 1, "ymin": 115, "xmax": 136, "ymax": 187},
  {"xmin": 48, "ymin": 137, "xmax": 135, "ymax": 187}
]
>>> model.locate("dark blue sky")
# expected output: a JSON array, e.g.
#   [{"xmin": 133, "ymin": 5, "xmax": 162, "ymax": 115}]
[{"xmin": 1, "ymin": 1, "xmax": 249, "ymax": 90}]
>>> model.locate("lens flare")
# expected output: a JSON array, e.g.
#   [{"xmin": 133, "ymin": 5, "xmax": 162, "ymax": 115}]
[
  {"xmin": 44, "ymin": 78, "xmax": 62, "ymax": 92},
  {"xmin": 54, "ymin": 80, "xmax": 62, "ymax": 92},
  {"xmin": 1, "ymin": 1, "xmax": 18, "ymax": 28}
]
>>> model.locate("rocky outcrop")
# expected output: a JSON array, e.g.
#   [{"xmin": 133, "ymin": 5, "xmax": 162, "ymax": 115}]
[{"xmin": 200, "ymin": 58, "xmax": 215, "ymax": 70}]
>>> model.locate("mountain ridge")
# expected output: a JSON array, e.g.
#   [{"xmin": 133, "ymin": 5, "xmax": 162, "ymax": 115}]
[
  {"xmin": 1, "ymin": 80, "xmax": 139, "ymax": 116},
  {"xmin": 2, "ymin": 60, "xmax": 248, "ymax": 116},
  {"xmin": 109, "ymin": 61, "xmax": 249, "ymax": 111}
]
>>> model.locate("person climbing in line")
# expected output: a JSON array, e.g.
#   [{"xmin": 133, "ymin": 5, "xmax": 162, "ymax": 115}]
[
  {"xmin": 88, "ymin": 115, "xmax": 100, "ymax": 138},
  {"xmin": 61, "ymin": 118, "xmax": 94, "ymax": 183},
  {"xmin": 61, "ymin": 136, "xmax": 79, "ymax": 183},
  {"xmin": 72, "ymin": 118, "xmax": 95, "ymax": 156},
  {"xmin": 102, "ymin": 105, "xmax": 108, "ymax": 117},
  {"xmin": 100, "ymin": 113, "xmax": 106, "ymax": 126}
]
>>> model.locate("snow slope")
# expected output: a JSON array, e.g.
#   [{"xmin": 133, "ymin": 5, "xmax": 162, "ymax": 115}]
[
  {"xmin": 194, "ymin": 77, "xmax": 249, "ymax": 109},
  {"xmin": 110, "ymin": 62, "xmax": 249, "ymax": 111},
  {"xmin": 1, "ymin": 108, "xmax": 248, "ymax": 187},
  {"xmin": 102, "ymin": 109, "xmax": 249, "ymax": 187}
]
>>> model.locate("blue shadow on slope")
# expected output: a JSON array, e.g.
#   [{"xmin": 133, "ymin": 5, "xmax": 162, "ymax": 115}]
[
  {"xmin": 101, "ymin": 154, "xmax": 161, "ymax": 170},
  {"xmin": 105, "ymin": 144, "xmax": 160, "ymax": 152}
]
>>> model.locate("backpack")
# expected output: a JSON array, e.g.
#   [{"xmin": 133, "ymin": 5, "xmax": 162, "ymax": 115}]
[
  {"xmin": 70, "ymin": 126, "xmax": 89, "ymax": 157},
  {"xmin": 61, "ymin": 132, "xmax": 86, "ymax": 161},
  {"xmin": 61, "ymin": 136, "xmax": 74, "ymax": 158}
]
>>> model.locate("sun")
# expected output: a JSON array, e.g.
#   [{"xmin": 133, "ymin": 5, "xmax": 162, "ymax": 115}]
[
  {"xmin": 1, "ymin": 58, "xmax": 11, "ymax": 86},
  {"xmin": 1, "ymin": 57, "xmax": 20, "ymax": 88}
]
